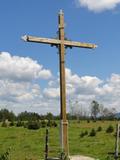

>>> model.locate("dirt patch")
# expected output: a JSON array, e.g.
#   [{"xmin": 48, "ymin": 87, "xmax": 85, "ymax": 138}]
[{"xmin": 70, "ymin": 155, "xmax": 95, "ymax": 160}]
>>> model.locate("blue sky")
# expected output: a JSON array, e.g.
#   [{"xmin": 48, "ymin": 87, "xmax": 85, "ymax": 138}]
[
  {"xmin": 0, "ymin": 0, "xmax": 120, "ymax": 78},
  {"xmin": 0, "ymin": 0, "xmax": 120, "ymax": 114}
]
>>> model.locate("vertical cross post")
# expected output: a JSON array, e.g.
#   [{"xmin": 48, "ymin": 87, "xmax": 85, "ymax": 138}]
[{"xmin": 58, "ymin": 10, "xmax": 68, "ymax": 155}]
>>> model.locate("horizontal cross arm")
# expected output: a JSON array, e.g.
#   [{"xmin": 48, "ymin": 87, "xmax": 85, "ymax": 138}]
[
  {"xmin": 21, "ymin": 35, "xmax": 60, "ymax": 45},
  {"xmin": 21, "ymin": 35, "xmax": 97, "ymax": 49},
  {"xmin": 64, "ymin": 40, "xmax": 97, "ymax": 49}
]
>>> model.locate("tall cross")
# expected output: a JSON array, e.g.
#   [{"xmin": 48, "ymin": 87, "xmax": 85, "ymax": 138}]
[{"xmin": 21, "ymin": 10, "xmax": 97, "ymax": 157}]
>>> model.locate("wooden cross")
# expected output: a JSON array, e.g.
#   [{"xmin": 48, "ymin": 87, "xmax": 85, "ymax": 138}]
[{"xmin": 21, "ymin": 10, "xmax": 97, "ymax": 157}]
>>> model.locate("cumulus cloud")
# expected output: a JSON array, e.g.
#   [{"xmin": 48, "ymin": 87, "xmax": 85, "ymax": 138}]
[
  {"xmin": 44, "ymin": 88, "xmax": 60, "ymax": 98},
  {"xmin": 0, "ymin": 52, "xmax": 52, "ymax": 81},
  {"xmin": 44, "ymin": 68, "xmax": 102, "ymax": 99},
  {"xmin": 43, "ymin": 68, "xmax": 120, "ymax": 112},
  {"xmin": 95, "ymin": 74, "xmax": 120, "ymax": 108},
  {"xmin": 0, "ymin": 78, "xmax": 45, "ymax": 115},
  {"xmin": 76, "ymin": 0, "xmax": 120, "ymax": 12},
  {"xmin": 0, "ymin": 53, "xmax": 120, "ymax": 114},
  {"xmin": 0, "ymin": 52, "xmax": 54, "ymax": 114}
]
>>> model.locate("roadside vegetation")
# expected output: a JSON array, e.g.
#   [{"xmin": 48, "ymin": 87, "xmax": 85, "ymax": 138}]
[
  {"xmin": 0, "ymin": 119, "xmax": 119, "ymax": 159},
  {"xmin": 0, "ymin": 100, "xmax": 119, "ymax": 160}
]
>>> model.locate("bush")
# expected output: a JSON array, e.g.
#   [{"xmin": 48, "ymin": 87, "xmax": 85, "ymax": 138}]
[
  {"xmin": 47, "ymin": 120, "xmax": 52, "ymax": 127},
  {"xmin": 89, "ymin": 129, "xmax": 96, "ymax": 137},
  {"xmin": 16, "ymin": 121, "xmax": 24, "ymax": 127},
  {"xmin": 27, "ymin": 121, "xmax": 40, "ymax": 130},
  {"xmin": 9, "ymin": 121, "xmax": 15, "ymax": 127},
  {"xmin": 23, "ymin": 122, "xmax": 28, "ymax": 128},
  {"xmin": 52, "ymin": 121, "xmax": 58, "ymax": 127},
  {"xmin": 80, "ymin": 130, "xmax": 88, "ymax": 138},
  {"xmin": 97, "ymin": 126, "xmax": 102, "ymax": 132},
  {"xmin": 47, "ymin": 120, "xmax": 58, "ymax": 127},
  {"xmin": 1, "ymin": 121, "xmax": 8, "ymax": 127},
  {"xmin": 84, "ymin": 130, "xmax": 88, "ymax": 135},
  {"xmin": 87, "ymin": 120, "xmax": 90, "ymax": 123},
  {"xmin": 80, "ymin": 132, "xmax": 85, "ymax": 138},
  {"xmin": 106, "ymin": 125, "xmax": 114, "ymax": 133},
  {"xmin": 41, "ymin": 120, "xmax": 47, "ymax": 128}
]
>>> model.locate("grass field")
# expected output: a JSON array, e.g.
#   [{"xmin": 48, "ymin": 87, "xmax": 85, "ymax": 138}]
[{"xmin": 0, "ymin": 120, "xmax": 119, "ymax": 160}]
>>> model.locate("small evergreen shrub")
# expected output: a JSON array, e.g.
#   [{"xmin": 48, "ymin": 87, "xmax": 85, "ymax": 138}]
[
  {"xmin": 47, "ymin": 120, "xmax": 52, "ymax": 127},
  {"xmin": 23, "ymin": 122, "xmax": 28, "ymax": 128},
  {"xmin": 80, "ymin": 130, "xmax": 88, "ymax": 138},
  {"xmin": 84, "ymin": 130, "xmax": 88, "ymax": 135},
  {"xmin": 9, "ymin": 121, "xmax": 15, "ymax": 127},
  {"xmin": 47, "ymin": 120, "xmax": 58, "ymax": 128},
  {"xmin": 41, "ymin": 120, "xmax": 47, "ymax": 128},
  {"xmin": 106, "ymin": 125, "xmax": 114, "ymax": 133},
  {"xmin": 87, "ymin": 120, "xmax": 90, "ymax": 123},
  {"xmin": 1, "ymin": 121, "xmax": 8, "ymax": 127},
  {"xmin": 27, "ymin": 121, "xmax": 40, "ymax": 130},
  {"xmin": 51, "ymin": 121, "xmax": 58, "ymax": 127},
  {"xmin": 89, "ymin": 128, "xmax": 96, "ymax": 137},
  {"xmin": 80, "ymin": 132, "xmax": 85, "ymax": 138},
  {"xmin": 16, "ymin": 121, "xmax": 24, "ymax": 127},
  {"xmin": 97, "ymin": 126, "xmax": 102, "ymax": 132},
  {"xmin": 53, "ymin": 121, "xmax": 58, "ymax": 127}
]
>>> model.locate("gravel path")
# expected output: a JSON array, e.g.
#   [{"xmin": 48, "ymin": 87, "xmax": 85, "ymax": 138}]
[{"xmin": 70, "ymin": 155, "xmax": 95, "ymax": 160}]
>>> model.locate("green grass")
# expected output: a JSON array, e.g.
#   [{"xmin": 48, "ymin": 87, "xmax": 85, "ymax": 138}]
[{"xmin": 0, "ymin": 120, "xmax": 119, "ymax": 160}]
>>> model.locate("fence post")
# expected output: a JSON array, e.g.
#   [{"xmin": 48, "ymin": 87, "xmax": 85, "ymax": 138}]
[
  {"xmin": 114, "ymin": 124, "xmax": 120, "ymax": 160},
  {"xmin": 45, "ymin": 129, "xmax": 49, "ymax": 160}
]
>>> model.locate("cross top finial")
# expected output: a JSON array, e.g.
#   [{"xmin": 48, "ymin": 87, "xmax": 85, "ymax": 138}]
[{"xmin": 59, "ymin": 9, "xmax": 64, "ymax": 15}]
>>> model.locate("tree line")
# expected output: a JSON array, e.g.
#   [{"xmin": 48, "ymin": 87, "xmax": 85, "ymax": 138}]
[
  {"xmin": 0, "ymin": 109, "xmax": 60, "ymax": 122},
  {"xmin": 69, "ymin": 100, "xmax": 117, "ymax": 121},
  {"xmin": 0, "ymin": 100, "xmax": 118, "ymax": 122}
]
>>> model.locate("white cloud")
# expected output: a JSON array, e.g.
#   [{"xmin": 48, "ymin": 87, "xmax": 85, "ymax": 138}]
[
  {"xmin": 0, "ymin": 52, "xmax": 52, "ymax": 81},
  {"xmin": 43, "ymin": 68, "xmax": 120, "ymax": 113},
  {"xmin": 95, "ymin": 74, "xmax": 120, "ymax": 109},
  {"xmin": 76, "ymin": 0, "xmax": 120, "ymax": 12},
  {"xmin": 0, "ymin": 52, "xmax": 54, "ymax": 114},
  {"xmin": 43, "ymin": 88, "xmax": 60, "ymax": 98},
  {"xmin": 0, "ymin": 53, "xmax": 120, "ymax": 114},
  {"xmin": 0, "ymin": 79, "xmax": 41, "ymax": 103},
  {"xmin": 43, "ymin": 68, "xmax": 103, "ymax": 100}
]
